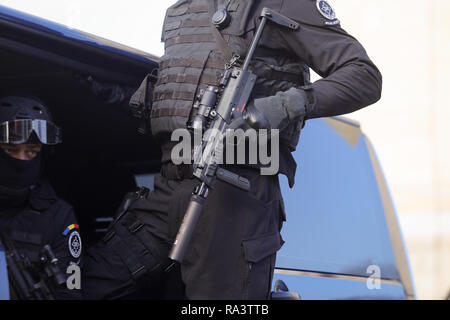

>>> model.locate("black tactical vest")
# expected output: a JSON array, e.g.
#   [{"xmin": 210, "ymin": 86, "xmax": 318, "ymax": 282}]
[{"xmin": 151, "ymin": 0, "xmax": 310, "ymax": 139}]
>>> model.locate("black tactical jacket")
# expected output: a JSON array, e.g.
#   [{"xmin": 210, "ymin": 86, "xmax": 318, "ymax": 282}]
[{"xmin": 0, "ymin": 179, "xmax": 82, "ymax": 300}]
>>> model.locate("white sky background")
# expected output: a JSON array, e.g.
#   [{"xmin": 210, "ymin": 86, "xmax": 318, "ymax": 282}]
[{"xmin": 1, "ymin": 0, "xmax": 449, "ymax": 299}]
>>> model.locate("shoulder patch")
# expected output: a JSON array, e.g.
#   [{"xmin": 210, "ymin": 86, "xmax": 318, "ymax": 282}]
[
  {"xmin": 281, "ymin": 0, "xmax": 341, "ymax": 28},
  {"xmin": 62, "ymin": 224, "xmax": 79, "ymax": 236},
  {"xmin": 62, "ymin": 224, "xmax": 82, "ymax": 259},
  {"xmin": 68, "ymin": 231, "xmax": 82, "ymax": 259},
  {"xmin": 316, "ymin": 0, "xmax": 337, "ymax": 20}
]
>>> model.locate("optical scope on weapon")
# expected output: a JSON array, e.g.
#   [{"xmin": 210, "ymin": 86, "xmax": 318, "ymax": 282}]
[{"xmin": 0, "ymin": 235, "xmax": 66, "ymax": 300}]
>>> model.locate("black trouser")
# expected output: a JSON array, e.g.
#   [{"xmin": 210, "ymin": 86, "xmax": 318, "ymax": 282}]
[{"xmin": 82, "ymin": 164, "xmax": 285, "ymax": 300}]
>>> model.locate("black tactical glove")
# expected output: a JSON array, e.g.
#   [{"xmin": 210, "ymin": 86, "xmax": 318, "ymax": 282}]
[
  {"xmin": 241, "ymin": 88, "xmax": 308, "ymax": 151},
  {"xmin": 247, "ymin": 87, "xmax": 307, "ymax": 131}
]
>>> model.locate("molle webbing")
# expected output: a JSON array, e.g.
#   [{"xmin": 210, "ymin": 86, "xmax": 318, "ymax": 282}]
[
  {"xmin": 164, "ymin": 17, "xmax": 211, "ymax": 32},
  {"xmin": 167, "ymin": 4, "xmax": 208, "ymax": 17},
  {"xmin": 160, "ymin": 57, "xmax": 225, "ymax": 70},
  {"xmin": 158, "ymin": 73, "xmax": 220, "ymax": 87},
  {"xmin": 151, "ymin": 107, "xmax": 192, "ymax": 119},
  {"xmin": 153, "ymin": 90, "xmax": 196, "ymax": 102},
  {"xmin": 165, "ymin": 34, "xmax": 215, "ymax": 48},
  {"xmin": 159, "ymin": 57, "xmax": 303, "ymax": 84}
]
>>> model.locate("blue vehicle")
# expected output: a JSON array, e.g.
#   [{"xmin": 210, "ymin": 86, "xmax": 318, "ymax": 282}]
[
  {"xmin": 0, "ymin": 245, "xmax": 8, "ymax": 300},
  {"xmin": 0, "ymin": 4, "xmax": 416, "ymax": 300}
]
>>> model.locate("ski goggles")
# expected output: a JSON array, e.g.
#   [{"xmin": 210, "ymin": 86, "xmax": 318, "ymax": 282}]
[{"xmin": 0, "ymin": 119, "xmax": 62, "ymax": 145}]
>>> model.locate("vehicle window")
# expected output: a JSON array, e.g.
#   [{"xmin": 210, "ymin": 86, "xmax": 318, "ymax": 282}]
[{"xmin": 276, "ymin": 118, "xmax": 399, "ymax": 280}]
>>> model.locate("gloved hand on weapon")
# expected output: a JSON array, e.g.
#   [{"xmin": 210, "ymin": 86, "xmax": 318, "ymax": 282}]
[{"xmin": 243, "ymin": 87, "xmax": 307, "ymax": 132}]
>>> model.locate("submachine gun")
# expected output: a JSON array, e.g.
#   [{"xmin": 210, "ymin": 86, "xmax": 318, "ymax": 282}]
[
  {"xmin": 0, "ymin": 235, "xmax": 66, "ymax": 300},
  {"xmin": 168, "ymin": 8, "xmax": 299, "ymax": 264}
]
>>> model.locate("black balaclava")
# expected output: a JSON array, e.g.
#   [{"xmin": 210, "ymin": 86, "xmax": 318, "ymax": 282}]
[
  {"xmin": 0, "ymin": 95, "xmax": 59, "ymax": 209},
  {"xmin": 0, "ymin": 147, "xmax": 42, "ymax": 209}
]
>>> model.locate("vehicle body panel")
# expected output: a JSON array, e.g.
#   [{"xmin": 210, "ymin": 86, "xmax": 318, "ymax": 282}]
[
  {"xmin": 276, "ymin": 118, "xmax": 398, "ymax": 279},
  {"xmin": 0, "ymin": 245, "xmax": 9, "ymax": 300},
  {"xmin": 273, "ymin": 272, "xmax": 406, "ymax": 300},
  {"xmin": 272, "ymin": 117, "xmax": 416, "ymax": 299}
]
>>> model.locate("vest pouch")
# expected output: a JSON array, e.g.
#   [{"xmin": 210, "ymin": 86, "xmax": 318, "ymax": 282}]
[
  {"xmin": 161, "ymin": 0, "xmax": 190, "ymax": 41},
  {"xmin": 167, "ymin": 0, "xmax": 190, "ymax": 17}
]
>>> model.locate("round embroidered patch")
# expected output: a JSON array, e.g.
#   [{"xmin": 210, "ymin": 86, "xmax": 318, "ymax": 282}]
[
  {"xmin": 316, "ymin": 0, "xmax": 337, "ymax": 20},
  {"xmin": 68, "ymin": 231, "xmax": 82, "ymax": 259}
]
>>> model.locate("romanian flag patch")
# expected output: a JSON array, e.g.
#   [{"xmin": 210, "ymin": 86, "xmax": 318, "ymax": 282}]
[{"xmin": 62, "ymin": 224, "xmax": 79, "ymax": 236}]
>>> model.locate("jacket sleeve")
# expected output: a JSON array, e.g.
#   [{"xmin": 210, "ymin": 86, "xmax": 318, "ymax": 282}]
[{"xmin": 277, "ymin": 0, "xmax": 382, "ymax": 119}]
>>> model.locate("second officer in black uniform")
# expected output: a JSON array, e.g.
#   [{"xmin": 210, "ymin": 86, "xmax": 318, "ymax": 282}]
[{"xmin": 0, "ymin": 95, "xmax": 82, "ymax": 300}]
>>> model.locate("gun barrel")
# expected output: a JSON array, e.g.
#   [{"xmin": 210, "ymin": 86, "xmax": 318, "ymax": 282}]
[{"xmin": 169, "ymin": 190, "xmax": 207, "ymax": 263}]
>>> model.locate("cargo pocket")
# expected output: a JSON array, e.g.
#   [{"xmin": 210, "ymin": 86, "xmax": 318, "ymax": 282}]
[{"xmin": 241, "ymin": 232, "xmax": 284, "ymax": 300}]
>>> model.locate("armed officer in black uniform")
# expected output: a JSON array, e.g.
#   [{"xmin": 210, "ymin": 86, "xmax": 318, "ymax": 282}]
[
  {"xmin": 0, "ymin": 95, "xmax": 82, "ymax": 300},
  {"xmin": 83, "ymin": 0, "xmax": 382, "ymax": 300}
]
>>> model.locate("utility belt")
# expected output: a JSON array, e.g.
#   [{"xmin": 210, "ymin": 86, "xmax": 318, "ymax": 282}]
[
  {"xmin": 158, "ymin": 129, "xmax": 268, "ymax": 181},
  {"xmin": 159, "ymin": 138, "xmax": 297, "ymax": 187}
]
